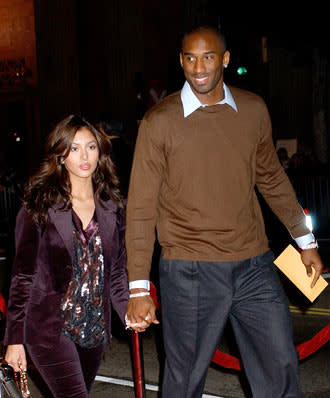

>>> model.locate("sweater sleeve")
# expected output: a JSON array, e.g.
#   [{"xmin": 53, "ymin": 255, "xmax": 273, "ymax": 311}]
[
  {"xmin": 125, "ymin": 117, "xmax": 166, "ymax": 281},
  {"xmin": 255, "ymin": 104, "xmax": 309, "ymax": 239},
  {"xmin": 110, "ymin": 205, "xmax": 129, "ymax": 325},
  {"xmin": 4, "ymin": 207, "xmax": 40, "ymax": 344}
]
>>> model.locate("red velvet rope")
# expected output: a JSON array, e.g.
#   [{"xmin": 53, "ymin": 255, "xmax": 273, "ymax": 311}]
[
  {"xmin": 296, "ymin": 323, "xmax": 330, "ymax": 361},
  {"xmin": 0, "ymin": 293, "xmax": 6, "ymax": 316},
  {"xmin": 150, "ymin": 282, "xmax": 330, "ymax": 371},
  {"xmin": 211, "ymin": 322, "xmax": 330, "ymax": 370}
]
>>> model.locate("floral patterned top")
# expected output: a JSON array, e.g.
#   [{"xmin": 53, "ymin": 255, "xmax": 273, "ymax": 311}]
[{"xmin": 61, "ymin": 209, "xmax": 107, "ymax": 347}]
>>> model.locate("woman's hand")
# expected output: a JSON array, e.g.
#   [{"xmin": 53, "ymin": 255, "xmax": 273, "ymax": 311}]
[
  {"xmin": 125, "ymin": 293, "xmax": 159, "ymax": 332},
  {"xmin": 5, "ymin": 344, "xmax": 27, "ymax": 372}
]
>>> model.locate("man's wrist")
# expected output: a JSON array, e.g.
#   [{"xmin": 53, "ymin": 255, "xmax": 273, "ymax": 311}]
[
  {"xmin": 300, "ymin": 241, "xmax": 318, "ymax": 250},
  {"xmin": 129, "ymin": 291, "xmax": 151, "ymax": 298},
  {"xmin": 129, "ymin": 280, "xmax": 150, "ymax": 291},
  {"xmin": 295, "ymin": 232, "xmax": 317, "ymax": 250}
]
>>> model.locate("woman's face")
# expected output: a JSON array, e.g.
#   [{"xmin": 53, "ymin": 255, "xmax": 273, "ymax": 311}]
[{"xmin": 63, "ymin": 127, "xmax": 99, "ymax": 182}]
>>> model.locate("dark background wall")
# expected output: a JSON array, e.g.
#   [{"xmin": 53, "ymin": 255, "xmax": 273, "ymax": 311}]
[
  {"xmin": 0, "ymin": 0, "xmax": 329, "ymax": 176},
  {"xmin": 0, "ymin": 0, "xmax": 38, "ymax": 173}
]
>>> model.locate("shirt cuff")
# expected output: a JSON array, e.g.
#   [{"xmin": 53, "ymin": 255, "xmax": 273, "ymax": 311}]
[
  {"xmin": 295, "ymin": 232, "xmax": 316, "ymax": 249},
  {"xmin": 129, "ymin": 280, "xmax": 150, "ymax": 290}
]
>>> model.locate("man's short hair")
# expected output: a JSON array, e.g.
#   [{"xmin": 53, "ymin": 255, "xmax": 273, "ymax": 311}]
[{"xmin": 181, "ymin": 25, "xmax": 227, "ymax": 53}]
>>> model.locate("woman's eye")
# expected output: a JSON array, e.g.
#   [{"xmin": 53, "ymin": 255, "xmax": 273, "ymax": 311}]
[
  {"xmin": 89, "ymin": 144, "xmax": 97, "ymax": 150},
  {"xmin": 71, "ymin": 146, "xmax": 79, "ymax": 152}
]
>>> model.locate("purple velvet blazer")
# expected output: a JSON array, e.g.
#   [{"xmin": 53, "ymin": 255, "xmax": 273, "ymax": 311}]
[{"xmin": 4, "ymin": 199, "xmax": 129, "ymax": 349}]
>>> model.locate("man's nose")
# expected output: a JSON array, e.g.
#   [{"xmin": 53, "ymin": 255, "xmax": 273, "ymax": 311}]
[{"xmin": 194, "ymin": 57, "xmax": 206, "ymax": 73}]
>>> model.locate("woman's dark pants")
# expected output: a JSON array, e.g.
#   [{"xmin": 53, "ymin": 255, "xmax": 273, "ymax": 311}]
[{"xmin": 27, "ymin": 334, "xmax": 105, "ymax": 397}]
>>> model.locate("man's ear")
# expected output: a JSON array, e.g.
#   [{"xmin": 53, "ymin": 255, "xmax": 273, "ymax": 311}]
[
  {"xmin": 179, "ymin": 52, "xmax": 184, "ymax": 68},
  {"xmin": 223, "ymin": 50, "xmax": 230, "ymax": 68}
]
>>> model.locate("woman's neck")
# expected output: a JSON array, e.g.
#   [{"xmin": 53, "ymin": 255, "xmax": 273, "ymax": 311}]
[
  {"xmin": 70, "ymin": 177, "xmax": 94, "ymax": 201},
  {"xmin": 70, "ymin": 177, "xmax": 95, "ymax": 229}
]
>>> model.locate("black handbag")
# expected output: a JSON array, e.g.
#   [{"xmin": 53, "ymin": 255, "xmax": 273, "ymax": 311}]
[{"xmin": 0, "ymin": 362, "xmax": 31, "ymax": 398}]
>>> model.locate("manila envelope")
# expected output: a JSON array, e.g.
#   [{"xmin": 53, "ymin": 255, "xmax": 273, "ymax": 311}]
[{"xmin": 273, "ymin": 244, "xmax": 328, "ymax": 302}]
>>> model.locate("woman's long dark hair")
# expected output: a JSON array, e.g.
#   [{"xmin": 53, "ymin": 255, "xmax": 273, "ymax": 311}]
[{"xmin": 23, "ymin": 114, "xmax": 122, "ymax": 226}]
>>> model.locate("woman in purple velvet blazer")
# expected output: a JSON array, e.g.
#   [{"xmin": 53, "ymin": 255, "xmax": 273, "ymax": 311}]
[{"xmin": 4, "ymin": 115, "xmax": 129, "ymax": 397}]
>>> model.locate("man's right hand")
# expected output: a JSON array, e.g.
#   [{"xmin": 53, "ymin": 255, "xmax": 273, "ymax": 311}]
[{"xmin": 126, "ymin": 290, "xmax": 159, "ymax": 332}]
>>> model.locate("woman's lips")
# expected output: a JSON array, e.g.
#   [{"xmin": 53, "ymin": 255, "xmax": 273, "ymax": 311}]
[{"xmin": 79, "ymin": 163, "xmax": 91, "ymax": 170}]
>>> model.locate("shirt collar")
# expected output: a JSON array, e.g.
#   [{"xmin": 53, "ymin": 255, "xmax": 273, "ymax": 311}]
[
  {"xmin": 180, "ymin": 81, "xmax": 238, "ymax": 117},
  {"xmin": 72, "ymin": 209, "xmax": 99, "ymax": 245}
]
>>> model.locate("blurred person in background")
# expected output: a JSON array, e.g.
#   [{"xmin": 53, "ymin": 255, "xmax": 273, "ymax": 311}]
[
  {"xmin": 97, "ymin": 119, "xmax": 133, "ymax": 198},
  {"xmin": 277, "ymin": 147, "xmax": 290, "ymax": 172}
]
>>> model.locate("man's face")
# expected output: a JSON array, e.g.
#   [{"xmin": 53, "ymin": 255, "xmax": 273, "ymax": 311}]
[{"xmin": 180, "ymin": 30, "xmax": 230, "ymax": 103}]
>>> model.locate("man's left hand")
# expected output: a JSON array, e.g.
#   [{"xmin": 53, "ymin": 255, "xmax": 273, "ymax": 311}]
[{"xmin": 300, "ymin": 248, "xmax": 324, "ymax": 288}]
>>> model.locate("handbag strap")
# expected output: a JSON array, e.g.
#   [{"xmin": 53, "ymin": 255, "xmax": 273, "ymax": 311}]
[{"xmin": 14, "ymin": 366, "xmax": 31, "ymax": 398}]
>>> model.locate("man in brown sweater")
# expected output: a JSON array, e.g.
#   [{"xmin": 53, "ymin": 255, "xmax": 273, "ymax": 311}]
[{"xmin": 125, "ymin": 25, "xmax": 324, "ymax": 398}]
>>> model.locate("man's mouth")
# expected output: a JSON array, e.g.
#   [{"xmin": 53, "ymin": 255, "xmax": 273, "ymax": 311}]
[{"xmin": 193, "ymin": 76, "xmax": 209, "ymax": 85}]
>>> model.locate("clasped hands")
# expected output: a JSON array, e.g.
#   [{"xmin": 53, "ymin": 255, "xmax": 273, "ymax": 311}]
[{"xmin": 125, "ymin": 292, "xmax": 159, "ymax": 332}]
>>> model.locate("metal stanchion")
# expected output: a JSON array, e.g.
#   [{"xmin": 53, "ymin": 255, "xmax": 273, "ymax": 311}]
[
  {"xmin": 131, "ymin": 283, "xmax": 158, "ymax": 397},
  {"xmin": 131, "ymin": 330, "xmax": 146, "ymax": 398}
]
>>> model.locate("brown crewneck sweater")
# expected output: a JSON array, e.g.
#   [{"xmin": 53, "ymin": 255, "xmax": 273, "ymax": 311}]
[{"xmin": 126, "ymin": 86, "xmax": 309, "ymax": 281}]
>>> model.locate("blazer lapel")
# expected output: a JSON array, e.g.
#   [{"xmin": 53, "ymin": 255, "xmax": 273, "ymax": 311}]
[
  {"xmin": 48, "ymin": 207, "xmax": 73, "ymax": 262},
  {"xmin": 48, "ymin": 200, "xmax": 117, "ymax": 265},
  {"xmin": 96, "ymin": 199, "xmax": 117, "ymax": 263}
]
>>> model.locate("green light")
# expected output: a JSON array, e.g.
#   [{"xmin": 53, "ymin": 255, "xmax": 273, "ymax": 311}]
[{"xmin": 237, "ymin": 66, "xmax": 247, "ymax": 75}]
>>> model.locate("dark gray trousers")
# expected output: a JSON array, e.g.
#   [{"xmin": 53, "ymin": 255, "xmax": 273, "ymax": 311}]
[{"xmin": 159, "ymin": 250, "xmax": 301, "ymax": 398}]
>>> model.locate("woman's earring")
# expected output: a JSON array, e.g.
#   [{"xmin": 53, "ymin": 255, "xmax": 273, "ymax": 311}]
[{"xmin": 224, "ymin": 64, "xmax": 228, "ymax": 68}]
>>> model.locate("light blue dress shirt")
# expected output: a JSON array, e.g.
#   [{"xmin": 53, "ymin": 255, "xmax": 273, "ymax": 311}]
[{"xmin": 180, "ymin": 80, "xmax": 237, "ymax": 117}]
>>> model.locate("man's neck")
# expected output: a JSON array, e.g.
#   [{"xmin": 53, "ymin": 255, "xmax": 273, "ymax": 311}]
[{"xmin": 193, "ymin": 82, "xmax": 224, "ymax": 105}]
